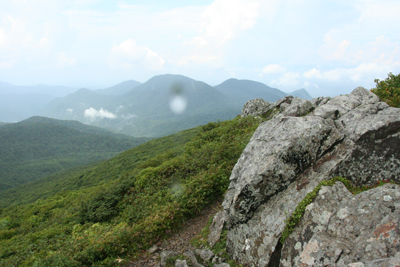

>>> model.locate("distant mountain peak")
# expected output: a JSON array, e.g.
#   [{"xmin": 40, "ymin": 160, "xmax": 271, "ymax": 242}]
[{"xmin": 289, "ymin": 88, "xmax": 313, "ymax": 100}]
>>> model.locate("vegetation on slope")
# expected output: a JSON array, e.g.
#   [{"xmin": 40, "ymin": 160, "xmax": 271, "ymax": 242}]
[
  {"xmin": 0, "ymin": 117, "xmax": 149, "ymax": 191},
  {"xmin": 371, "ymin": 72, "xmax": 400, "ymax": 107},
  {"xmin": 0, "ymin": 126, "xmax": 199, "ymax": 208},
  {"xmin": 0, "ymin": 115, "xmax": 261, "ymax": 266}
]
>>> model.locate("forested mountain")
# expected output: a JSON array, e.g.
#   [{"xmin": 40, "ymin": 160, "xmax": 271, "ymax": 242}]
[
  {"xmin": 214, "ymin": 78, "xmax": 287, "ymax": 105},
  {"xmin": 0, "ymin": 116, "xmax": 149, "ymax": 191},
  {"xmin": 40, "ymin": 74, "xmax": 244, "ymax": 137},
  {"xmin": 0, "ymin": 77, "xmax": 313, "ymax": 132},
  {"xmin": 95, "ymin": 80, "xmax": 141, "ymax": 95}
]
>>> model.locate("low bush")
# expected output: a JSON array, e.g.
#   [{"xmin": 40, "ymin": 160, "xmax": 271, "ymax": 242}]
[{"xmin": 371, "ymin": 72, "xmax": 400, "ymax": 107}]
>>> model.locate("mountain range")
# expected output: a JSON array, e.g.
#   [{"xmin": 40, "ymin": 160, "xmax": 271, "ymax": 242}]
[{"xmin": 38, "ymin": 74, "xmax": 313, "ymax": 137}]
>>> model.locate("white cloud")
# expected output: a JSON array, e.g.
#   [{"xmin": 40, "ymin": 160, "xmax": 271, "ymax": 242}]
[
  {"xmin": 84, "ymin": 107, "xmax": 116, "ymax": 120},
  {"xmin": 115, "ymin": 105, "xmax": 124, "ymax": 112},
  {"xmin": 121, "ymin": 114, "xmax": 138, "ymax": 119},
  {"xmin": 56, "ymin": 52, "xmax": 76, "ymax": 68},
  {"xmin": 319, "ymin": 29, "xmax": 352, "ymax": 61},
  {"xmin": 357, "ymin": 0, "xmax": 400, "ymax": 21},
  {"xmin": 304, "ymin": 68, "xmax": 322, "ymax": 79},
  {"xmin": 199, "ymin": 0, "xmax": 260, "ymax": 47},
  {"xmin": 177, "ymin": 54, "xmax": 218, "ymax": 65},
  {"xmin": 0, "ymin": 60, "xmax": 14, "ymax": 69},
  {"xmin": 261, "ymin": 64, "xmax": 286, "ymax": 74},
  {"xmin": 304, "ymin": 63, "xmax": 392, "ymax": 83},
  {"xmin": 66, "ymin": 108, "xmax": 73, "ymax": 113},
  {"xmin": 0, "ymin": 28, "xmax": 8, "ymax": 48},
  {"xmin": 39, "ymin": 37, "xmax": 49, "ymax": 47},
  {"xmin": 180, "ymin": 0, "xmax": 260, "ymax": 65},
  {"xmin": 271, "ymin": 72, "xmax": 301, "ymax": 88},
  {"xmin": 109, "ymin": 39, "xmax": 165, "ymax": 70}
]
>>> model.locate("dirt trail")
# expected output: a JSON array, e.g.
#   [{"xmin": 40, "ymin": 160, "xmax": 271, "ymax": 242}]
[{"xmin": 125, "ymin": 200, "xmax": 222, "ymax": 266}]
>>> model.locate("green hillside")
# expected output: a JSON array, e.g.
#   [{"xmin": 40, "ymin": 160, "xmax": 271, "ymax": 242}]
[
  {"xmin": 0, "ymin": 126, "xmax": 199, "ymax": 208},
  {"xmin": 0, "ymin": 115, "xmax": 261, "ymax": 266},
  {"xmin": 0, "ymin": 117, "xmax": 149, "ymax": 191}
]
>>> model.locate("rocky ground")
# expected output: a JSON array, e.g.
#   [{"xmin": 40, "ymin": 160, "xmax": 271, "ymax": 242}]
[{"xmin": 124, "ymin": 200, "xmax": 223, "ymax": 267}]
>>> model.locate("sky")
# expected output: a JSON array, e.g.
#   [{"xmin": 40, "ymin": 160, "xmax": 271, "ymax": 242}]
[{"xmin": 0, "ymin": 0, "xmax": 399, "ymax": 97}]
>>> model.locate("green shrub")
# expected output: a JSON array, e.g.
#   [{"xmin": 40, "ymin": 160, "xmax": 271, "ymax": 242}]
[{"xmin": 371, "ymin": 72, "xmax": 400, "ymax": 107}]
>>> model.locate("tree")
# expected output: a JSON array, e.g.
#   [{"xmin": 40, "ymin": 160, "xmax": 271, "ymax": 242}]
[{"xmin": 371, "ymin": 72, "xmax": 400, "ymax": 107}]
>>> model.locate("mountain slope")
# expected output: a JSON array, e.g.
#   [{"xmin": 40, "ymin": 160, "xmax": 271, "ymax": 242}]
[
  {"xmin": 0, "ymin": 115, "xmax": 261, "ymax": 266},
  {"xmin": 0, "ymin": 122, "xmax": 9, "ymax": 128},
  {"xmin": 41, "ymin": 74, "xmax": 243, "ymax": 137},
  {"xmin": 95, "ymin": 80, "xmax": 141, "ymax": 95},
  {"xmin": 0, "ymin": 116, "xmax": 149, "ymax": 191},
  {"xmin": 214, "ymin": 78, "xmax": 287, "ymax": 104},
  {"xmin": 0, "ymin": 125, "xmax": 199, "ymax": 208},
  {"xmin": 290, "ymin": 88, "xmax": 313, "ymax": 100}
]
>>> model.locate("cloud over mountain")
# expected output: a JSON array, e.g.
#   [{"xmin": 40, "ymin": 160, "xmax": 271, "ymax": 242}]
[{"xmin": 84, "ymin": 107, "xmax": 116, "ymax": 120}]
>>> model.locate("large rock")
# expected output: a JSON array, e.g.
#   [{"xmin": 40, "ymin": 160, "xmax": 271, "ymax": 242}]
[
  {"xmin": 281, "ymin": 182, "xmax": 400, "ymax": 266},
  {"xmin": 208, "ymin": 211, "xmax": 227, "ymax": 248},
  {"xmin": 217, "ymin": 87, "xmax": 400, "ymax": 266},
  {"xmin": 241, "ymin": 98, "xmax": 273, "ymax": 117}
]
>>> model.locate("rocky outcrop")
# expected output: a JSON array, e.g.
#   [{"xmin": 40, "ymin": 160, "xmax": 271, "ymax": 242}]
[
  {"xmin": 281, "ymin": 182, "xmax": 400, "ymax": 266},
  {"xmin": 241, "ymin": 98, "xmax": 273, "ymax": 117},
  {"xmin": 214, "ymin": 87, "xmax": 400, "ymax": 266},
  {"xmin": 159, "ymin": 248, "xmax": 230, "ymax": 267},
  {"xmin": 241, "ymin": 95, "xmax": 317, "ymax": 118}
]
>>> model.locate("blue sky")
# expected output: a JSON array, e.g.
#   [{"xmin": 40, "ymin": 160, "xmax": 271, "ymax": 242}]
[{"xmin": 0, "ymin": 0, "xmax": 399, "ymax": 97}]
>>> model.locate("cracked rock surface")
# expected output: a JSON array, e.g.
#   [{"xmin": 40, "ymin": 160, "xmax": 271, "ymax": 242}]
[
  {"xmin": 281, "ymin": 182, "xmax": 400, "ymax": 266},
  {"xmin": 218, "ymin": 87, "xmax": 400, "ymax": 266}
]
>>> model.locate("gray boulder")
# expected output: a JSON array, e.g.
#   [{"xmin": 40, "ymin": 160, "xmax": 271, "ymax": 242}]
[
  {"xmin": 183, "ymin": 250, "xmax": 204, "ymax": 267},
  {"xmin": 208, "ymin": 210, "xmax": 227, "ymax": 248},
  {"xmin": 175, "ymin": 259, "xmax": 188, "ymax": 267},
  {"xmin": 282, "ymin": 97, "xmax": 313, "ymax": 117},
  {"xmin": 310, "ymin": 96, "xmax": 330, "ymax": 108},
  {"xmin": 160, "ymin": 250, "xmax": 179, "ymax": 267},
  {"xmin": 281, "ymin": 182, "xmax": 400, "ymax": 266},
  {"xmin": 241, "ymin": 98, "xmax": 273, "ymax": 117},
  {"xmin": 215, "ymin": 87, "xmax": 400, "ymax": 266},
  {"xmin": 194, "ymin": 249, "xmax": 215, "ymax": 263}
]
